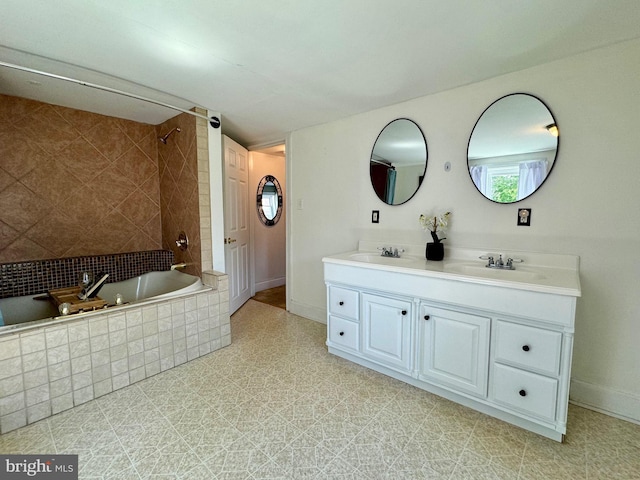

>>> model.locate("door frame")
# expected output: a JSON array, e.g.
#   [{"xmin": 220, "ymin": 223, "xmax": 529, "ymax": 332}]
[{"xmin": 247, "ymin": 137, "xmax": 289, "ymax": 310}]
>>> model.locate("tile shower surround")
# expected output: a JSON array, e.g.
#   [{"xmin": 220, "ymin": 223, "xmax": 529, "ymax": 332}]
[
  {"xmin": 0, "ymin": 94, "xmax": 163, "ymax": 262},
  {"xmin": 0, "ymin": 271, "xmax": 230, "ymax": 434},
  {"xmin": 0, "ymin": 250, "xmax": 174, "ymax": 299},
  {"xmin": 157, "ymin": 112, "xmax": 202, "ymax": 279}
]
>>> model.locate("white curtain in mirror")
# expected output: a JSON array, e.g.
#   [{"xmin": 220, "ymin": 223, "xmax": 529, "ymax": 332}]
[
  {"xmin": 517, "ymin": 160, "xmax": 548, "ymax": 199},
  {"xmin": 470, "ymin": 165, "xmax": 489, "ymax": 197}
]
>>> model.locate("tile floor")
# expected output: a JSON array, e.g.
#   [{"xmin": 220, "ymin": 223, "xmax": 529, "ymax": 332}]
[{"xmin": 1, "ymin": 300, "xmax": 639, "ymax": 479}]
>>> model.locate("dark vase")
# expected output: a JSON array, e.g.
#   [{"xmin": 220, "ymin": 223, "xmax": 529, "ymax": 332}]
[{"xmin": 426, "ymin": 242, "xmax": 444, "ymax": 261}]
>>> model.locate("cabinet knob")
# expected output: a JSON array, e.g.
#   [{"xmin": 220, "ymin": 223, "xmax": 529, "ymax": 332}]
[
  {"xmin": 423, "ymin": 315, "xmax": 430, "ymax": 320},
  {"xmin": 522, "ymin": 345, "xmax": 530, "ymax": 352},
  {"xmin": 519, "ymin": 389, "xmax": 527, "ymax": 397},
  {"xmin": 339, "ymin": 301, "xmax": 344, "ymax": 306},
  {"xmin": 401, "ymin": 310, "xmax": 407, "ymax": 315},
  {"xmin": 339, "ymin": 331, "xmax": 345, "ymax": 336}
]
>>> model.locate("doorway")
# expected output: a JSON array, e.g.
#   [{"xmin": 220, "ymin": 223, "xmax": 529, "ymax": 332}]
[{"xmin": 249, "ymin": 144, "xmax": 286, "ymax": 309}]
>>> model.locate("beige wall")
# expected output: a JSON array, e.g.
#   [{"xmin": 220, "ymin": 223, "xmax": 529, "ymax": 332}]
[
  {"xmin": 0, "ymin": 95, "xmax": 162, "ymax": 261},
  {"xmin": 288, "ymin": 39, "xmax": 640, "ymax": 421}
]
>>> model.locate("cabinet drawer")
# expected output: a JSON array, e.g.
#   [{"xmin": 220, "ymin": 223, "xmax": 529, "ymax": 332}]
[
  {"xmin": 329, "ymin": 286, "xmax": 359, "ymax": 320},
  {"xmin": 492, "ymin": 363, "xmax": 558, "ymax": 422},
  {"xmin": 494, "ymin": 320, "xmax": 562, "ymax": 376},
  {"xmin": 328, "ymin": 315, "xmax": 359, "ymax": 351}
]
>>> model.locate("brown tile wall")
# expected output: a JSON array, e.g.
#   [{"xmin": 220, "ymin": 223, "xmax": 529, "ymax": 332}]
[
  {"xmin": 157, "ymin": 113, "xmax": 201, "ymax": 278},
  {"xmin": 0, "ymin": 94, "xmax": 162, "ymax": 262}
]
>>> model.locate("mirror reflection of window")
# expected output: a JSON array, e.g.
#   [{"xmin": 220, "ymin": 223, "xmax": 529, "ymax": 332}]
[{"xmin": 468, "ymin": 94, "xmax": 558, "ymax": 203}]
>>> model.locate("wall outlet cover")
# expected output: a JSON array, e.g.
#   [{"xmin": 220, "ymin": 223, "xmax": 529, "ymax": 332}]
[{"xmin": 518, "ymin": 208, "xmax": 531, "ymax": 226}]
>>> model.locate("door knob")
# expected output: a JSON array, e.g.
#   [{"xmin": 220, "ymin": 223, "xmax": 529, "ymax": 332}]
[{"xmin": 224, "ymin": 237, "xmax": 237, "ymax": 244}]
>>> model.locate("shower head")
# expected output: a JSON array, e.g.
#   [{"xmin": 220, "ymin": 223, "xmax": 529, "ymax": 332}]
[{"xmin": 159, "ymin": 127, "xmax": 181, "ymax": 144}]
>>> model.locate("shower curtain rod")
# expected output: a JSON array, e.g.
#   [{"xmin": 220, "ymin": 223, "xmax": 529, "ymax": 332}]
[{"xmin": 0, "ymin": 60, "xmax": 212, "ymax": 122}]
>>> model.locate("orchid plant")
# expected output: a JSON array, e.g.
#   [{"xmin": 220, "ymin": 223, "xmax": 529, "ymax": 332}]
[{"xmin": 419, "ymin": 211, "xmax": 451, "ymax": 244}]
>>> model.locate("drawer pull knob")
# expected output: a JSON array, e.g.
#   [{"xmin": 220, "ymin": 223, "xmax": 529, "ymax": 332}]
[
  {"xmin": 519, "ymin": 389, "xmax": 527, "ymax": 397},
  {"xmin": 339, "ymin": 301, "xmax": 344, "ymax": 306},
  {"xmin": 339, "ymin": 331, "xmax": 345, "ymax": 336},
  {"xmin": 401, "ymin": 310, "xmax": 407, "ymax": 315},
  {"xmin": 424, "ymin": 315, "xmax": 430, "ymax": 321},
  {"xmin": 522, "ymin": 345, "xmax": 530, "ymax": 352}
]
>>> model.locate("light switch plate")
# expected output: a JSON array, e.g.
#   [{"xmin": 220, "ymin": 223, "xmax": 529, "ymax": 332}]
[{"xmin": 372, "ymin": 210, "xmax": 379, "ymax": 223}]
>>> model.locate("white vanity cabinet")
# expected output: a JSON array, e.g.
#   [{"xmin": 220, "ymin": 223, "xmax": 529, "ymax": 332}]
[
  {"xmin": 323, "ymin": 245, "xmax": 581, "ymax": 442},
  {"xmin": 418, "ymin": 304, "xmax": 490, "ymax": 397}
]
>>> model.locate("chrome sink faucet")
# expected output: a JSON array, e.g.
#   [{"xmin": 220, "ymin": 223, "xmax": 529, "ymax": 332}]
[
  {"xmin": 479, "ymin": 254, "xmax": 523, "ymax": 270},
  {"xmin": 378, "ymin": 246, "xmax": 405, "ymax": 258}
]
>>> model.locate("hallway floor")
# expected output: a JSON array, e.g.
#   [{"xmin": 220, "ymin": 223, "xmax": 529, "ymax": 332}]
[
  {"xmin": 252, "ymin": 285, "xmax": 286, "ymax": 310},
  {"xmin": 1, "ymin": 300, "xmax": 639, "ymax": 479}
]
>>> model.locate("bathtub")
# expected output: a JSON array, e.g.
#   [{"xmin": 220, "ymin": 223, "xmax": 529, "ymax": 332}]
[
  {"xmin": 0, "ymin": 270, "xmax": 204, "ymax": 329},
  {"xmin": 0, "ymin": 269, "xmax": 229, "ymax": 434}
]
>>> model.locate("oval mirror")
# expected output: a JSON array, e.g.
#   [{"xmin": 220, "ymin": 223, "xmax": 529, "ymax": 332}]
[
  {"xmin": 370, "ymin": 118, "xmax": 428, "ymax": 205},
  {"xmin": 467, "ymin": 93, "xmax": 558, "ymax": 204},
  {"xmin": 256, "ymin": 175, "xmax": 283, "ymax": 226}
]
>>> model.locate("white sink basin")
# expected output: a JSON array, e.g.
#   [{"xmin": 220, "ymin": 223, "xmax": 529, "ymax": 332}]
[
  {"xmin": 348, "ymin": 253, "xmax": 422, "ymax": 266},
  {"xmin": 443, "ymin": 263, "xmax": 546, "ymax": 282}
]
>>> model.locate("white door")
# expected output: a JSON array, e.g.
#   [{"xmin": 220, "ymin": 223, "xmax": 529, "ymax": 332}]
[
  {"xmin": 362, "ymin": 293, "xmax": 413, "ymax": 373},
  {"xmin": 223, "ymin": 135, "xmax": 251, "ymax": 314},
  {"xmin": 418, "ymin": 304, "xmax": 490, "ymax": 397}
]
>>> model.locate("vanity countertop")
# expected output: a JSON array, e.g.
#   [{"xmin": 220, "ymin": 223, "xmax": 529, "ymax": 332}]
[{"xmin": 323, "ymin": 244, "xmax": 581, "ymax": 298}]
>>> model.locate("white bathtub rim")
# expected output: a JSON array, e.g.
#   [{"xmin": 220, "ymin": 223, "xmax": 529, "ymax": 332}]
[{"xmin": 0, "ymin": 279, "xmax": 213, "ymax": 336}]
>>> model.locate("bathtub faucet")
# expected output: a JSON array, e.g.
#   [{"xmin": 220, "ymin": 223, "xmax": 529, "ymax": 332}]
[
  {"xmin": 171, "ymin": 263, "xmax": 187, "ymax": 270},
  {"xmin": 78, "ymin": 272, "xmax": 110, "ymax": 300}
]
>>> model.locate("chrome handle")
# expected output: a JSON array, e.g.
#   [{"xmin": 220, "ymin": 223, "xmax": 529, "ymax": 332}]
[
  {"xmin": 506, "ymin": 257, "xmax": 524, "ymax": 267},
  {"xmin": 176, "ymin": 231, "xmax": 189, "ymax": 251},
  {"xmin": 479, "ymin": 255, "xmax": 494, "ymax": 266}
]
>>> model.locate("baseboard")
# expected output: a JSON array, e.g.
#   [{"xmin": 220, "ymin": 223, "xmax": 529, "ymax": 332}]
[
  {"xmin": 255, "ymin": 277, "xmax": 285, "ymax": 292},
  {"xmin": 570, "ymin": 378, "xmax": 640, "ymax": 424},
  {"xmin": 288, "ymin": 300, "xmax": 326, "ymax": 324}
]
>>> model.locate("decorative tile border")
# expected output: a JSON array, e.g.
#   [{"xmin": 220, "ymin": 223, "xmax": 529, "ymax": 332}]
[
  {"xmin": 0, "ymin": 250, "xmax": 174, "ymax": 299},
  {"xmin": 0, "ymin": 272, "xmax": 230, "ymax": 434}
]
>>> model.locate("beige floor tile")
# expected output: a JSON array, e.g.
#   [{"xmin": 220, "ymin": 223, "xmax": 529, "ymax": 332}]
[{"xmin": 1, "ymin": 300, "xmax": 640, "ymax": 479}]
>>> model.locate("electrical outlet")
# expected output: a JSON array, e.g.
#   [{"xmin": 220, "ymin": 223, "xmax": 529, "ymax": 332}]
[{"xmin": 518, "ymin": 208, "xmax": 531, "ymax": 226}]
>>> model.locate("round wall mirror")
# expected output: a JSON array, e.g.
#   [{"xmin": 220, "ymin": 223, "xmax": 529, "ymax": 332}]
[
  {"xmin": 467, "ymin": 93, "xmax": 559, "ymax": 203},
  {"xmin": 256, "ymin": 175, "xmax": 283, "ymax": 226},
  {"xmin": 370, "ymin": 118, "xmax": 428, "ymax": 205}
]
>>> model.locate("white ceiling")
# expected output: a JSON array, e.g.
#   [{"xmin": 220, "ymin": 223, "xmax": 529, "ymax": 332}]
[{"xmin": 1, "ymin": 0, "xmax": 640, "ymax": 147}]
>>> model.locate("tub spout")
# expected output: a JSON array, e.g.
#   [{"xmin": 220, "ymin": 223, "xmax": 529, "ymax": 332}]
[
  {"xmin": 171, "ymin": 263, "xmax": 187, "ymax": 270},
  {"xmin": 78, "ymin": 272, "xmax": 109, "ymax": 300}
]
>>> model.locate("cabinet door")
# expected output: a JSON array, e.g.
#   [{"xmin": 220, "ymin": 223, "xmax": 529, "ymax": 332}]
[
  {"xmin": 362, "ymin": 293, "xmax": 412, "ymax": 372},
  {"xmin": 419, "ymin": 304, "xmax": 490, "ymax": 397}
]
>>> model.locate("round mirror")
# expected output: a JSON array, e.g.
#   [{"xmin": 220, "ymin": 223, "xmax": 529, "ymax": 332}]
[
  {"xmin": 467, "ymin": 93, "xmax": 559, "ymax": 203},
  {"xmin": 370, "ymin": 118, "xmax": 428, "ymax": 205},
  {"xmin": 256, "ymin": 175, "xmax": 283, "ymax": 226}
]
